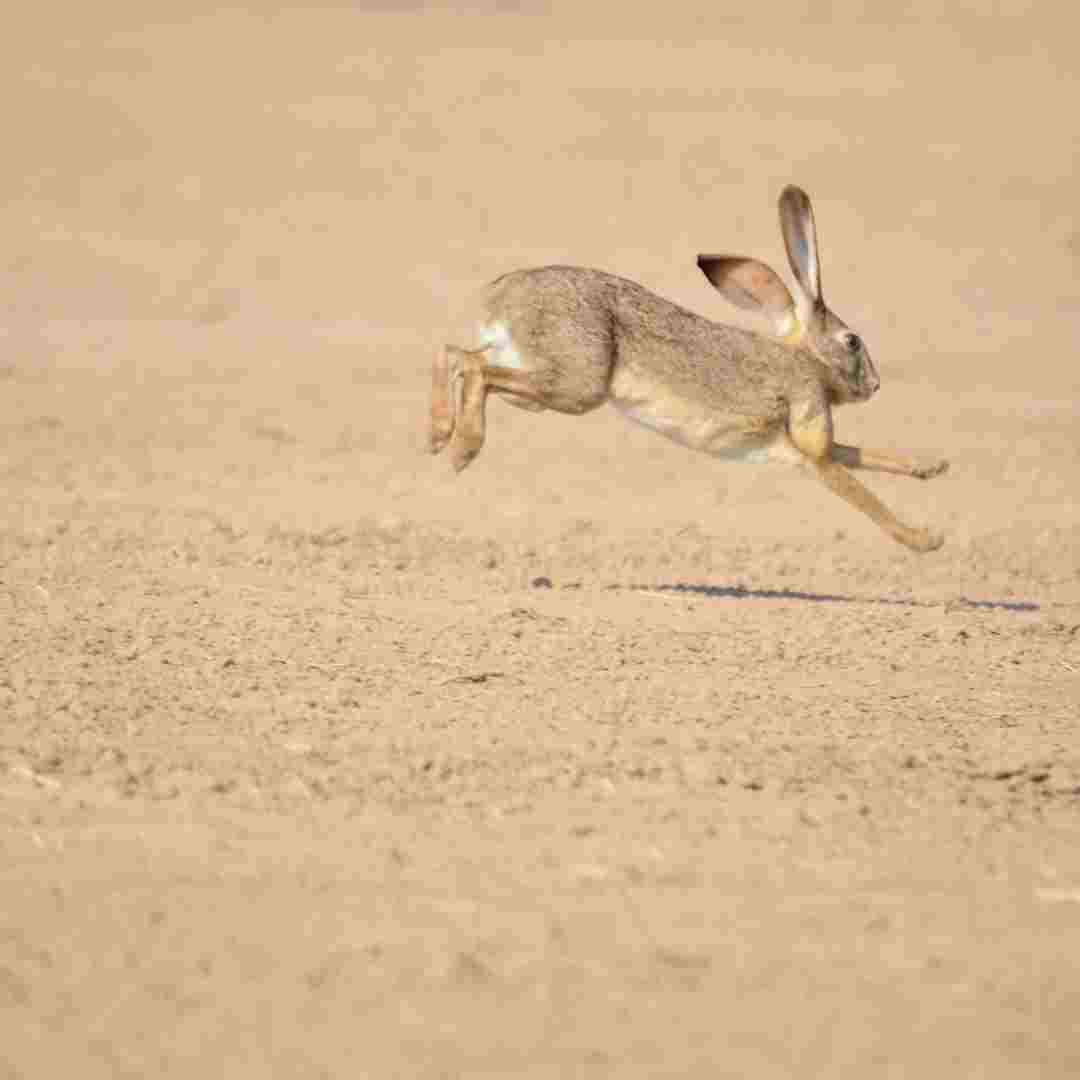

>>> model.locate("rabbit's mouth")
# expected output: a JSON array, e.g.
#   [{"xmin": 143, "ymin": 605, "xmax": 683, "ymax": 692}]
[
  {"xmin": 858, "ymin": 378, "xmax": 881, "ymax": 400},
  {"xmin": 863, "ymin": 362, "xmax": 882, "ymax": 398}
]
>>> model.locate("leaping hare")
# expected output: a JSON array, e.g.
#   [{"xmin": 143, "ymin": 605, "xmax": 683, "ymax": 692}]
[{"xmin": 430, "ymin": 186, "xmax": 949, "ymax": 552}]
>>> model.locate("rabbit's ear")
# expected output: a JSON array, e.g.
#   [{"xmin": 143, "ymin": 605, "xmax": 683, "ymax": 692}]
[
  {"xmin": 778, "ymin": 186, "xmax": 823, "ymax": 305},
  {"xmin": 697, "ymin": 255, "xmax": 799, "ymax": 336}
]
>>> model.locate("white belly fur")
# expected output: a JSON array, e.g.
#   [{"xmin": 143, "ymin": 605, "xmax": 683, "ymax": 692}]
[{"xmin": 610, "ymin": 395, "xmax": 801, "ymax": 465}]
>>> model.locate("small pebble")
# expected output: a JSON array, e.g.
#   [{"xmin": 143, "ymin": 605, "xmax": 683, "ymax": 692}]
[{"xmin": 531, "ymin": 576, "xmax": 553, "ymax": 589}]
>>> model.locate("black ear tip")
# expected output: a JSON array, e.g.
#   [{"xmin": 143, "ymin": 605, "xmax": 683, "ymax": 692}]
[
  {"xmin": 697, "ymin": 256, "xmax": 719, "ymax": 281},
  {"xmin": 780, "ymin": 184, "xmax": 811, "ymax": 207}
]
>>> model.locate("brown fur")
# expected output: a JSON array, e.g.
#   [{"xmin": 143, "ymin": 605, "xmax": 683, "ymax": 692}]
[{"xmin": 429, "ymin": 187, "xmax": 949, "ymax": 552}]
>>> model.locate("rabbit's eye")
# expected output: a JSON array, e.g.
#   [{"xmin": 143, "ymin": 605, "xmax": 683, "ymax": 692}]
[{"xmin": 844, "ymin": 333, "xmax": 862, "ymax": 354}]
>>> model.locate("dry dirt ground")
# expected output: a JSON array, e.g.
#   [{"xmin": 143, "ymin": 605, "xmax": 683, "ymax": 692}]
[{"xmin": 2, "ymin": 4, "xmax": 1080, "ymax": 1077}]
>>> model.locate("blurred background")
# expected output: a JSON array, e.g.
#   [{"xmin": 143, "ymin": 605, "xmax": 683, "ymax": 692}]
[{"xmin": 3, "ymin": 2, "xmax": 1077, "ymax": 348}]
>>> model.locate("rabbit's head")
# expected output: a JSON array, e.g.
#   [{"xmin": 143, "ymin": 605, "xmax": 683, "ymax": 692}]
[{"xmin": 697, "ymin": 186, "xmax": 880, "ymax": 404}]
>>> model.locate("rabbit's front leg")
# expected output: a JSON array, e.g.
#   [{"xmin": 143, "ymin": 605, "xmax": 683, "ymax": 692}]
[
  {"xmin": 831, "ymin": 444, "xmax": 949, "ymax": 480},
  {"xmin": 789, "ymin": 399, "xmax": 944, "ymax": 552}
]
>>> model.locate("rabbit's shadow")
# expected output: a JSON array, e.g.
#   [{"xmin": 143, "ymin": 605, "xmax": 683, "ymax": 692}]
[{"xmin": 618, "ymin": 582, "xmax": 1039, "ymax": 613}]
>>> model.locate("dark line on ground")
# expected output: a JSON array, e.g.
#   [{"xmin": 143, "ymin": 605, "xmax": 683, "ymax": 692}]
[{"xmin": 600, "ymin": 583, "xmax": 1040, "ymax": 613}]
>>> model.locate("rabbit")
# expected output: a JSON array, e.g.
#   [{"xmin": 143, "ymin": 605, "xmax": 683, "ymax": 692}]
[{"xmin": 429, "ymin": 186, "xmax": 949, "ymax": 552}]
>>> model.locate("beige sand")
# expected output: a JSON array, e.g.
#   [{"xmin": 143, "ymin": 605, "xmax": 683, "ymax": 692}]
[{"xmin": 2, "ymin": 3, "xmax": 1079, "ymax": 1076}]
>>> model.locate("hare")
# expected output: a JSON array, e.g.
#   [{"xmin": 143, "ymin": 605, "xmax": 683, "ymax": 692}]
[{"xmin": 429, "ymin": 186, "xmax": 949, "ymax": 552}]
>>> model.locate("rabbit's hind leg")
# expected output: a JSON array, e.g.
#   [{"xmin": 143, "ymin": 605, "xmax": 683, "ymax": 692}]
[
  {"xmin": 447, "ymin": 349, "xmax": 490, "ymax": 473},
  {"xmin": 445, "ymin": 361, "xmax": 590, "ymax": 472},
  {"xmin": 483, "ymin": 365, "xmax": 550, "ymax": 411},
  {"xmin": 429, "ymin": 345, "xmax": 457, "ymax": 453}
]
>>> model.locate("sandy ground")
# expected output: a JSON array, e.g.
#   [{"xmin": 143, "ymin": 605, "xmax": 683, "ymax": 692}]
[{"xmin": 2, "ymin": 3, "xmax": 1080, "ymax": 1077}]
